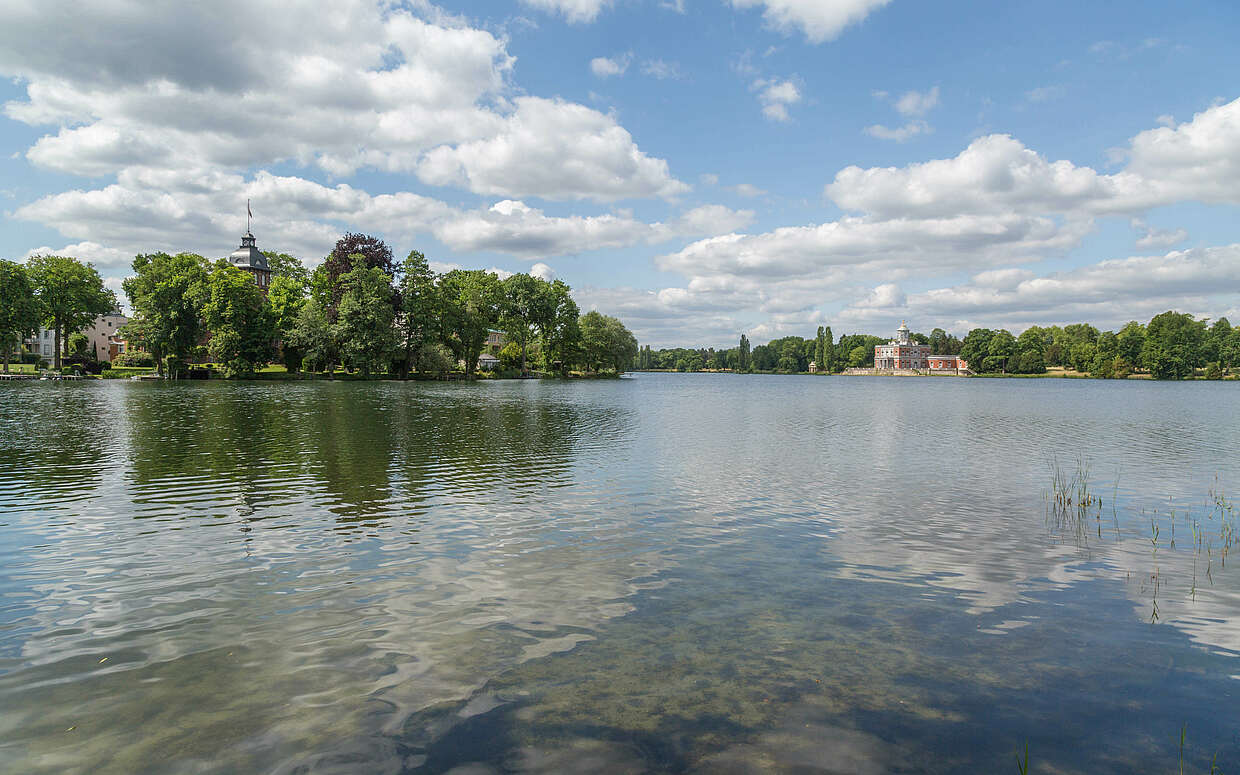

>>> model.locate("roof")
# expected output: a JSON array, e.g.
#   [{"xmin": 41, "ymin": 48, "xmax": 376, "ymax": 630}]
[{"xmin": 229, "ymin": 232, "xmax": 269, "ymax": 271}]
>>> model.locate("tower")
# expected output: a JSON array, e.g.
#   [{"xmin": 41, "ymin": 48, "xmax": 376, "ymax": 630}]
[
  {"xmin": 895, "ymin": 321, "xmax": 911, "ymax": 345},
  {"xmin": 228, "ymin": 201, "xmax": 272, "ymax": 292}
]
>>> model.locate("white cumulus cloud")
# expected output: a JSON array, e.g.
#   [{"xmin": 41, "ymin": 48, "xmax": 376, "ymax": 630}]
[
  {"xmin": 753, "ymin": 78, "xmax": 802, "ymax": 122},
  {"xmin": 520, "ymin": 0, "xmax": 613, "ymax": 23},
  {"xmin": 590, "ymin": 53, "xmax": 632, "ymax": 78},
  {"xmin": 730, "ymin": 0, "xmax": 892, "ymax": 43}
]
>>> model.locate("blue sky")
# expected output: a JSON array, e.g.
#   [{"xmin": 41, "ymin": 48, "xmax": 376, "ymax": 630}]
[{"xmin": 1, "ymin": 0, "xmax": 1238, "ymax": 346}]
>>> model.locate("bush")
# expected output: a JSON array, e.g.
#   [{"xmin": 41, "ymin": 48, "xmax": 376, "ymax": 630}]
[
  {"xmin": 64, "ymin": 353, "xmax": 104, "ymax": 374},
  {"xmin": 113, "ymin": 352, "xmax": 154, "ymax": 367}
]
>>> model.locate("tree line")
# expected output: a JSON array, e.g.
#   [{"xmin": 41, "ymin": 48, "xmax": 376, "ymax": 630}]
[
  {"xmin": 636, "ymin": 315, "xmax": 1240, "ymax": 380},
  {"xmin": 1, "ymin": 233, "xmax": 639, "ymax": 379},
  {"xmin": 0, "ymin": 255, "xmax": 116, "ymax": 371}
]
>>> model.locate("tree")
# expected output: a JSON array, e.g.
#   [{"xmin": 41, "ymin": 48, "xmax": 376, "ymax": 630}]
[
  {"xmin": 1209, "ymin": 318, "xmax": 1233, "ymax": 373},
  {"xmin": 201, "ymin": 262, "xmax": 275, "ymax": 378},
  {"xmin": 539, "ymin": 280, "xmax": 580, "ymax": 375},
  {"xmin": 27, "ymin": 255, "xmax": 115, "ymax": 369},
  {"xmin": 67, "ymin": 332, "xmax": 89, "ymax": 356},
  {"xmin": 1142, "ymin": 311, "xmax": 1207, "ymax": 379},
  {"xmin": 579, "ymin": 311, "xmax": 638, "ymax": 372},
  {"xmin": 286, "ymin": 299, "xmax": 333, "ymax": 373},
  {"xmin": 1015, "ymin": 349, "xmax": 1046, "ymax": 374},
  {"xmin": 987, "ymin": 329, "xmax": 1018, "ymax": 372},
  {"xmin": 1017, "ymin": 327, "xmax": 1049, "ymax": 361},
  {"xmin": 440, "ymin": 269, "xmax": 503, "ymax": 378},
  {"xmin": 959, "ymin": 329, "xmax": 995, "ymax": 372},
  {"xmin": 268, "ymin": 273, "xmax": 308, "ymax": 371},
  {"xmin": 1069, "ymin": 342, "xmax": 1097, "ymax": 373},
  {"xmin": 847, "ymin": 345, "xmax": 868, "ymax": 368},
  {"xmin": 263, "ymin": 251, "xmax": 310, "ymax": 285},
  {"xmin": 1116, "ymin": 319, "xmax": 1140, "ymax": 369},
  {"xmin": 500, "ymin": 273, "xmax": 547, "ymax": 376},
  {"xmin": 321, "ymin": 233, "xmax": 395, "ymax": 320},
  {"xmin": 396, "ymin": 250, "xmax": 440, "ymax": 377},
  {"xmin": 333, "ymin": 256, "xmax": 398, "ymax": 376},
  {"xmin": 0, "ymin": 260, "xmax": 40, "ymax": 373},
  {"xmin": 123, "ymin": 252, "xmax": 210, "ymax": 375}
]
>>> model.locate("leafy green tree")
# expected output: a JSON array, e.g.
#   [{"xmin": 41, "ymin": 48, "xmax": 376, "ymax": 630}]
[
  {"xmin": 333, "ymin": 256, "xmax": 397, "ymax": 376},
  {"xmin": 0, "ymin": 260, "xmax": 40, "ymax": 373},
  {"xmin": 201, "ymin": 262, "xmax": 275, "ymax": 378},
  {"xmin": 1063, "ymin": 323, "xmax": 1099, "ymax": 345},
  {"xmin": 67, "ymin": 332, "xmax": 89, "ymax": 356},
  {"xmin": 1208, "ymin": 318, "xmax": 1232, "ymax": 372},
  {"xmin": 396, "ymin": 250, "xmax": 440, "ymax": 377},
  {"xmin": 500, "ymin": 273, "xmax": 547, "ymax": 376},
  {"xmin": 1142, "ymin": 311, "xmax": 1207, "ymax": 379},
  {"xmin": 287, "ymin": 298, "xmax": 333, "ymax": 373},
  {"xmin": 1069, "ymin": 342, "xmax": 1097, "ymax": 372},
  {"xmin": 1095, "ymin": 331, "xmax": 1118, "ymax": 361},
  {"xmin": 1222, "ymin": 329, "xmax": 1240, "ymax": 376},
  {"xmin": 579, "ymin": 310, "xmax": 638, "ymax": 372},
  {"xmin": 268, "ymin": 274, "xmax": 307, "ymax": 371},
  {"xmin": 1015, "ymin": 349, "xmax": 1046, "ymax": 374},
  {"xmin": 987, "ymin": 329, "xmax": 1017, "ymax": 372},
  {"xmin": 676, "ymin": 353, "xmax": 704, "ymax": 372},
  {"xmin": 27, "ymin": 255, "xmax": 116, "ymax": 369},
  {"xmin": 538, "ymin": 280, "xmax": 580, "ymax": 375},
  {"xmin": 959, "ymin": 328, "xmax": 994, "ymax": 372},
  {"xmin": 1017, "ymin": 327, "xmax": 1049, "ymax": 359},
  {"xmin": 123, "ymin": 252, "xmax": 210, "ymax": 375},
  {"xmin": 1115, "ymin": 321, "xmax": 1145, "ymax": 368},
  {"xmin": 262, "ymin": 251, "xmax": 310, "ymax": 286},
  {"xmin": 440, "ymin": 269, "xmax": 503, "ymax": 377}
]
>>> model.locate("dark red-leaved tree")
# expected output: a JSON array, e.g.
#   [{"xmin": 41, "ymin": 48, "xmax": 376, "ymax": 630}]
[{"xmin": 322, "ymin": 233, "xmax": 397, "ymax": 320}]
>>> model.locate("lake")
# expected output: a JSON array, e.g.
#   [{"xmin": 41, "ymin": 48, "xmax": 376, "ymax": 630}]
[{"xmin": 1, "ymin": 373, "xmax": 1237, "ymax": 773}]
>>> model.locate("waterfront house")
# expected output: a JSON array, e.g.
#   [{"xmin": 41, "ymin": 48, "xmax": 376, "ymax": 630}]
[
  {"xmin": 25, "ymin": 312, "xmax": 128, "ymax": 362},
  {"xmin": 874, "ymin": 322, "xmax": 969, "ymax": 373},
  {"xmin": 874, "ymin": 322, "xmax": 930, "ymax": 369},
  {"xmin": 478, "ymin": 329, "xmax": 506, "ymax": 370}
]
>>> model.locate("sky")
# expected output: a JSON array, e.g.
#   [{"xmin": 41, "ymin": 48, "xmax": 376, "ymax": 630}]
[{"xmin": 1, "ymin": 0, "xmax": 1238, "ymax": 347}]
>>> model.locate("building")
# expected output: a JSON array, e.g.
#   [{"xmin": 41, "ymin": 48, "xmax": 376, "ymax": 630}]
[
  {"xmin": 874, "ymin": 322, "xmax": 970, "ymax": 372},
  {"xmin": 874, "ymin": 322, "xmax": 929, "ymax": 369},
  {"xmin": 26, "ymin": 312, "xmax": 128, "ymax": 361},
  {"xmin": 227, "ymin": 230, "xmax": 272, "ymax": 292},
  {"xmin": 82, "ymin": 313, "xmax": 129, "ymax": 361},
  {"xmin": 928, "ymin": 355, "xmax": 969, "ymax": 371},
  {"xmin": 478, "ymin": 329, "xmax": 506, "ymax": 370}
]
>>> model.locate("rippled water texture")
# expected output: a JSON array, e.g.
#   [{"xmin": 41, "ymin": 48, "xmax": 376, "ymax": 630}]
[{"xmin": 1, "ymin": 375, "xmax": 1237, "ymax": 773}]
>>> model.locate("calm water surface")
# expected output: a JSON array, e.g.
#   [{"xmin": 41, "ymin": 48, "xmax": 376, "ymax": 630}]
[{"xmin": 0, "ymin": 374, "xmax": 1237, "ymax": 773}]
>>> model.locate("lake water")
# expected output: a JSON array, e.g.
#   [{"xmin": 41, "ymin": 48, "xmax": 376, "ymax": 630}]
[{"xmin": 1, "ymin": 374, "xmax": 1237, "ymax": 774}]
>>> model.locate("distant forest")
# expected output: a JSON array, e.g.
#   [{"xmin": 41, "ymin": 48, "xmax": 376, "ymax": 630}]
[{"xmin": 637, "ymin": 312, "xmax": 1240, "ymax": 380}]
